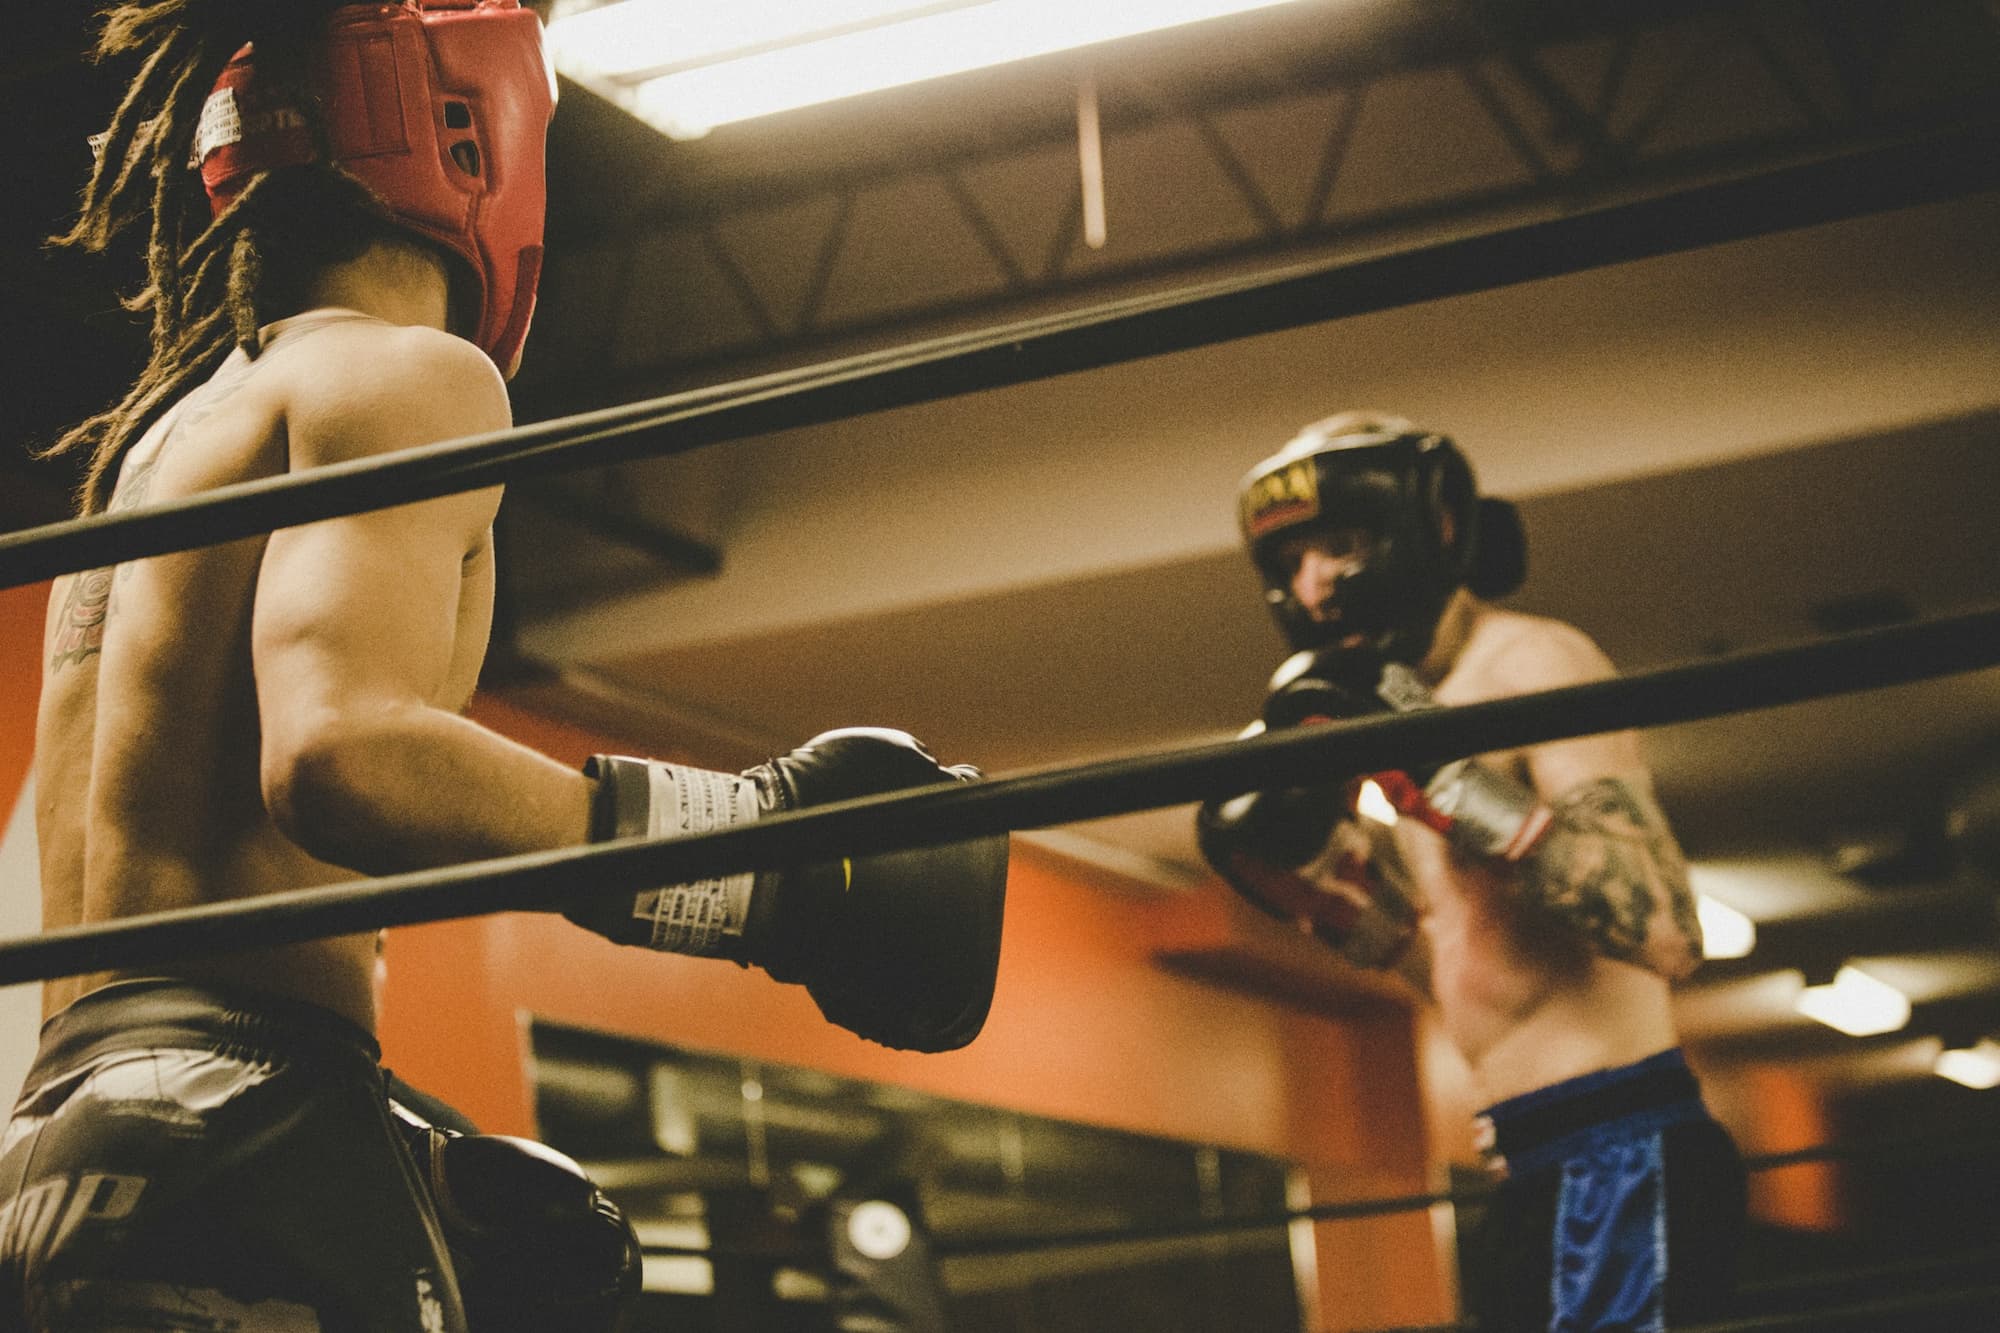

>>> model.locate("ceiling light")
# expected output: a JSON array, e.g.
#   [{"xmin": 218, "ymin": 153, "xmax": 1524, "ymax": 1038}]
[
  {"xmin": 548, "ymin": 1, "xmax": 951, "ymax": 81},
  {"xmin": 551, "ymin": 0, "xmax": 1305, "ymax": 139},
  {"xmin": 1695, "ymin": 894, "xmax": 1756, "ymax": 960},
  {"xmin": 1794, "ymin": 964, "xmax": 1911, "ymax": 1038},
  {"xmin": 1934, "ymin": 1038, "xmax": 2000, "ymax": 1090},
  {"xmin": 641, "ymin": 1254, "xmax": 715, "ymax": 1294}
]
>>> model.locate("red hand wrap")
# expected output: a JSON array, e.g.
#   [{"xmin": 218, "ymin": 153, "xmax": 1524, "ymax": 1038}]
[{"xmin": 1364, "ymin": 770, "xmax": 1454, "ymax": 835}]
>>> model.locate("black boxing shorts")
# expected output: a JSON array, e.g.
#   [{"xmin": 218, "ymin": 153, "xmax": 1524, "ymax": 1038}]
[
  {"xmin": 1457, "ymin": 1048, "xmax": 1747, "ymax": 1332},
  {"xmin": 0, "ymin": 978, "xmax": 468, "ymax": 1332}
]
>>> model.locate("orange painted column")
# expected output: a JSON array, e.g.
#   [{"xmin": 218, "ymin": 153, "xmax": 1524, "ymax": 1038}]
[
  {"xmin": 1713, "ymin": 1062, "xmax": 1843, "ymax": 1231},
  {"xmin": 0, "ymin": 584, "xmax": 50, "ymax": 813}
]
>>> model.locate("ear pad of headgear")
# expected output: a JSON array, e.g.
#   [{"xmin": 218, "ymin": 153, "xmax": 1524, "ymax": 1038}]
[{"xmin": 1466, "ymin": 497, "xmax": 1526, "ymax": 599}]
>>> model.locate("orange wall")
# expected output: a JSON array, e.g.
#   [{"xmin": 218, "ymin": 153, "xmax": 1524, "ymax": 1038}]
[
  {"xmin": 0, "ymin": 585, "xmax": 48, "ymax": 816},
  {"xmin": 380, "ymin": 694, "xmax": 1451, "ymax": 1329}
]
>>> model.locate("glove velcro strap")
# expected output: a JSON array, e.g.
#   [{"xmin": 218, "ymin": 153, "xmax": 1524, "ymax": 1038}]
[
  {"xmin": 584, "ymin": 754, "xmax": 759, "ymax": 955},
  {"xmin": 1423, "ymin": 760, "xmax": 1552, "ymax": 863}
]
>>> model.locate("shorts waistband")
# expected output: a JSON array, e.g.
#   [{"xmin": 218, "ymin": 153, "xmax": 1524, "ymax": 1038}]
[
  {"xmin": 1475, "ymin": 1048, "xmax": 1706, "ymax": 1178},
  {"xmin": 30, "ymin": 978, "xmax": 382, "ymax": 1081}
]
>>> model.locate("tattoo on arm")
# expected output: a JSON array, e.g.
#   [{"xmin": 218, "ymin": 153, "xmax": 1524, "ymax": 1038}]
[
  {"xmin": 48, "ymin": 458, "xmax": 158, "ymax": 675},
  {"xmin": 47, "ymin": 354, "xmax": 262, "ymax": 676},
  {"xmin": 1518, "ymin": 777, "xmax": 1702, "ymax": 979}
]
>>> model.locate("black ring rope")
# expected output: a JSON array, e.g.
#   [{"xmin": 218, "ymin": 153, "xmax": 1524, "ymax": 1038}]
[
  {"xmin": 0, "ymin": 603, "xmax": 1992, "ymax": 987},
  {"xmin": 3, "ymin": 122, "xmax": 1996, "ymax": 591},
  {"xmin": 630, "ymin": 1241, "xmax": 2000, "ymax": 1333},
  {"xmin": 927, "ymin": 1128, "xmax": 2000, "ymax": 1258},
  {"xmin": 1343, "ymin": 1284, "xmax": 2000, "ymax": 1333}
]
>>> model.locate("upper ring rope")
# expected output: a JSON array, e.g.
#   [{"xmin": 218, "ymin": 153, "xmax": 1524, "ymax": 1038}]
[
  {"xmin": 3, "ymin": 124, "xmax": 1995, "ymax": 591},
  {"xmin": 0, "ymin": 604, "xmax": 1993, "ymax": 987}
]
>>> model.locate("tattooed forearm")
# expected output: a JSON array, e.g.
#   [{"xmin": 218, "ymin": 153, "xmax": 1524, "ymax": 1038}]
[{"xmin": 1516, "ymin": 777, "xmax": 1702, "ymax": 979}]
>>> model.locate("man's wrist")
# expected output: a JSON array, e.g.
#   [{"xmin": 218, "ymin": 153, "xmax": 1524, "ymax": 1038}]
[
  {"xmin": 578, "ymin": 755, "xmax": 762, "ymax": 954},
  {"xmin": 1422, "ymin": 759, "xmax": 1552, "ymax": 862}
]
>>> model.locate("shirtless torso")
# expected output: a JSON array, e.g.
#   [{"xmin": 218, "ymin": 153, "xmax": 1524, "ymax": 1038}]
[
  {"xmin": 34, "ymin": 307, "xmax": 509, "ymax": 1031},
  {"xmin": 1388, "ymin": 593, "xmax": 1696, "ymax": 1102}
]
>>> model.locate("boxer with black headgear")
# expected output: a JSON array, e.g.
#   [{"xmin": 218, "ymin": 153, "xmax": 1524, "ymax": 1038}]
[
  {"xmin": 10, "ymin": 3, "xmax": 1006, "ymax": 1327},
  {"xmin": 1239, "ymin": 414, "xmax": 1529, "ymax": 671},
  {"xmin": 1202, "ymin": 411, "xmax": 1745, "ymax": 1331},
  {"xmin": 1241, "ymin": 422, "xmax": 1478, "ymax": 664}
]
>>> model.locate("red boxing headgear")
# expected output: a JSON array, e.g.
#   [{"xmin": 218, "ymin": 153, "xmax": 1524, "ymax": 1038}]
[{"xmin": 192, "ymin": 1, "xmax": 557, "ymax": 376}]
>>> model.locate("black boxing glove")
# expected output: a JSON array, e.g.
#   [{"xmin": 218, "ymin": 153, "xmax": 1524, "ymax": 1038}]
[
  {"xmin": 390, "ymin": 1102, "xmax": 641, "ymax": 1333},
  {"xmin": 1196, "ymin": 652, "xmax": 1420, "ymax": 969},
  {"xmin": 1197, "ymin": 651, "xmax": 1381, "ymax": 876},
  {"xmin": 566, "ymin": 728, "xmax": 1010, "ymax": 1053},
  {"xmin": 1196, "ymin": 788, "xmax": 1418, "ymax": 969},
  {"xmin": 1259, "ymin": 648, "xmax": 1384, "ymax": 731}
]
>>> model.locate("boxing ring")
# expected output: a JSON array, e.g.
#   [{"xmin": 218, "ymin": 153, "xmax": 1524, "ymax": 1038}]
[{"xmin": 5, "ymin": 89, "xmax": 2000, "ymax": 1332}]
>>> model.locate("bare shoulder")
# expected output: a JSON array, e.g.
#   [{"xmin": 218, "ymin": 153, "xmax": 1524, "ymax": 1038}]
[
  {"xmin": 1460, "ymin": 606, "xmax": 1616, "ymax": 695},
  {"xmin": 280, "ymin": 324, "xmax": 511, "ymax": 469}
]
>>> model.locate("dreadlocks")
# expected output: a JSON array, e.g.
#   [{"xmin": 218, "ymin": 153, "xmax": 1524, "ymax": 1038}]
[{"xmin": 42, "ymin": 0, "xmax": 400, "ymax": 515}]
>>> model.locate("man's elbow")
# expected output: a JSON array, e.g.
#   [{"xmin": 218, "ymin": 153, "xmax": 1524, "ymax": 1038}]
[{"xmin": 261, "ymin": 715, "xmax": 380, "ymax": 864}]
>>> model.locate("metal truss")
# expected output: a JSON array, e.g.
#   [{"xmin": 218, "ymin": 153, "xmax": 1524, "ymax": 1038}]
[{"xmin": 516, "ymin": 0, "xmax": 2000, "ymax": 413}]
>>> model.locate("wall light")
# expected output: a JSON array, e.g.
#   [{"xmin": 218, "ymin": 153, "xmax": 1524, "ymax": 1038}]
[
  {"xmin": 1694, "ymin": 894, "xmax": 1756, "ymax": 960},
  {"xmin": 1794, "ymin": 964, "xmax": 1911, "ymax": 1037},
  {"xmin": 550, "ymin": 0, "xmax": 1306, "ymax": 138},
  {"xmin": 1934, "ymin": 1038, "xmax": 2000, "ymax": 1090}
]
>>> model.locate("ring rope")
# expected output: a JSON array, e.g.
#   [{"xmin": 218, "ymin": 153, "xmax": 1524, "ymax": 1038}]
[
  {"xmin": 0, "ymin": 605, "xmax": 1993, "ymax": 987},
  {"xmin": 1344, "ymin": 1284, "xmax": 2000, "ymax": 1333},
  {"xmin": 928, "ymin": 1127, "xmax": 2000, "ymax": 1257},
  {"xmin": 3, "ymin": 125, "xmax": 1995, "ymax": 591},
  {"xmin": 1672, "ymin": 1282, "xmax": 2000, "ymax": 1333},
  {"xmin": 635, "ymin": 1240, "xmax": 2000, "ymax": 1332}
]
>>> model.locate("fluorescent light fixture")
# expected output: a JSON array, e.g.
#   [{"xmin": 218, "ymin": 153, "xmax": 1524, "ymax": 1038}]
[
  {"xmin": 548, "ymin": 1, "xmax": 952, "ymax": 81},
  {"xmin": 1695, "ymin": 894, "xmax": 1756, "ymax": 960},
  {"xmin": 640, "ymin": 1254, "xmax": 715, "ymax": 1294},
  {"xmin": 1794, "ymin": 964, "xmax": 1911, "ymax": 1037},
  {"xmin": 1934, "ymin": 1038, "xmax": 2000, "ymax": 1090},
  {"xmin": 551, "ymin": 0, "xmax": 1305, "ymax": 139},
  {"xmin": 1354, "ymin": 778, "xmax": 1398, "ymax": 827}
]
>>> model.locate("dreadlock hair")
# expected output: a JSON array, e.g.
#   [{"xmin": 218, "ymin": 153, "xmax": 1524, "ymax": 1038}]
[{"xmin": 43, "ymin": 0, "xmax": 416, "ymax": 515}]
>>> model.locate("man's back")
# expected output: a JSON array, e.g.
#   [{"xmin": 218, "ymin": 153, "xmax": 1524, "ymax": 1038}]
[{"xmin": 33, "ymin": 311, "xmax": 499, "ymax": 1028}]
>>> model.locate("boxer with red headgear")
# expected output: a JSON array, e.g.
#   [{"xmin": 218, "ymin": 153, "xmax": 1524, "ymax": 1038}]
[
  {"xmin": 194, "ymin": 0, "xmax": 555, "ymax": 375},
  {"xmin": 1202, "ymin": 412, "xmax": 1745, "ymax": 1331},
  {"xmin": 11, "ymin": 3, "xmax": 1006, "ymax": 1327}
]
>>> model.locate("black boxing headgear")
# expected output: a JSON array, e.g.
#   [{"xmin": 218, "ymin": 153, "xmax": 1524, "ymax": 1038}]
[{"xmin": 1237, "ymin": 426, "xmax": 1478, "ymax": 664}]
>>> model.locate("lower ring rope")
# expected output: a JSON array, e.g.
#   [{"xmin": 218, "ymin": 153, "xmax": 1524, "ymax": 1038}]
[
  {"xmin": 0, "ymin": 605, "xmax": 1993, "ymax": 986},
  {"xmin": 929, "ymin": 1127, "xmax": 2000, "ymax": 1257}
]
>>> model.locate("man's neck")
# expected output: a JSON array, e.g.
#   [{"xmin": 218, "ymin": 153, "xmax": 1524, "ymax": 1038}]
[
  {"xmin": 300, "ymin": 240, "xmax": 453, "ymax": 334},
  {"xmin": 1418, "ymin": 590, "xmax": 1481, "ymax": 684}
]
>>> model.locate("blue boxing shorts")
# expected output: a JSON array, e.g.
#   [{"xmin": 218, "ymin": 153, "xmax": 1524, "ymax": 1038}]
[{"xmin": 1458, "ymin": 1048, "xmax": 1746, "ymax": 1332}]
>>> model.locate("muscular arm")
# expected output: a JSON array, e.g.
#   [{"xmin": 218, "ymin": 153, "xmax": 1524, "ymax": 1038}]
[
  {"xmin": 255, "ymin": 328, "xmax": 592, "ymax": 874},
  {"xmin": 1460, "ymin": 622, "xmax": 1703, "ymax": 980},
  {"xmin": 1515, "ymin": 770, "xmax": 1701, "ymax": 980},
  {"xmin": 1408, "ymin": 620, "xmax": 1704, "ymax": 976}
]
